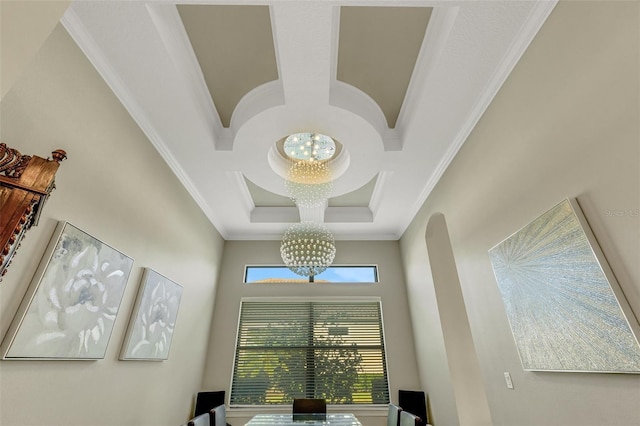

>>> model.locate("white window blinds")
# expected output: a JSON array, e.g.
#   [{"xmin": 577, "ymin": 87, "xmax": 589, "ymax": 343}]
[{"xmin": 230, "ymin": 300, "xmax": 389, "ymax": 406}]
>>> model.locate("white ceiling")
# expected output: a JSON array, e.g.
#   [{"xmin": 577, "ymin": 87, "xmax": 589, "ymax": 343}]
[{"xmin": 60, "ymin": 0, "xmax": 557, "ymax": 241}]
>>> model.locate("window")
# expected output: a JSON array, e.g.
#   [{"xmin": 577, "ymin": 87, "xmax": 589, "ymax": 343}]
[
  {"xmin": 244, "ymin": 266, "xmax": 378, "ymax": 283},
  {"xmin": 230, "ymin": 299, "xmax": 389, "ymax": 406}
]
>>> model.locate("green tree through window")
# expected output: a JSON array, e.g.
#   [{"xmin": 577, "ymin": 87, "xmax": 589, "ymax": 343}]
[{"xmin": 230, "ymin": 300, "xmax": 389, "ymax": 406}]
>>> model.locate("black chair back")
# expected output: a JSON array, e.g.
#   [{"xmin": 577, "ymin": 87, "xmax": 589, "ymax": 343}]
[
  {"xmin": 292, "ymin": 398, "xmax": 327, "ymax": 414},
  {"xmin": 195, "ymin": 391, "xmax": 225, "ymax": 417},
  {"xmin": 399, "ymin": 390, "xmax": 428, "ymax": 426}
]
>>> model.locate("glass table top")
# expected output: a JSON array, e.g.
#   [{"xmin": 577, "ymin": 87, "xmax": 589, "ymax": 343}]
[{"xmin": 245, "ymin": 413, "xmax": 362, "ymax": 426}]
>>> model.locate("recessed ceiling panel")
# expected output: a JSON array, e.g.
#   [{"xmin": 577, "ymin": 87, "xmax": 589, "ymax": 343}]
[
  {"xmin": 246, "ymin": 177, "xmax": 295, "ymax": 207},
  {"xmin": 247, "ymin": 174, "xmax": 375, "ymax": 208},
  {"xmin": 178, "ymin": 5, "xmax": 278, "ymax": 127},
  {"xmin": 337, "ymin": 6, "xmax": 431, "ymax": 128},
  {"xmin": 329, "ymin": 175, "xmax": 376, "ymax": 207}
]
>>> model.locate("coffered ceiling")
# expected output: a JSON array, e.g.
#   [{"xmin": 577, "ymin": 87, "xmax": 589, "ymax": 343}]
[{"xmin": 60, "ymin": 0, "xmax": 556, "ymax": 240}]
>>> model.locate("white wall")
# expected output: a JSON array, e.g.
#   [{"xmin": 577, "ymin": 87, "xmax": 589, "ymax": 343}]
[
  {"xmin": 400, "ymin": 2, "xmax": 640, "ymax": 425},
  {"xmin": 0, "ymin": 25, "xmax": 225, "ymax": 426},
  {"xmin": 202, "ymin": 240, "xmax": 420, "ymax": 426}
]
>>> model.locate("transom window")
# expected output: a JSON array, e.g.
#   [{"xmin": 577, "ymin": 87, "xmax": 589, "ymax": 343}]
[
  {"xmin": 230, "ymin": 299, "xmax": 389, "ymax": 406},
  {"xmin": 244, "ymin": 265, "xmax": 378, "ymax": 283}
]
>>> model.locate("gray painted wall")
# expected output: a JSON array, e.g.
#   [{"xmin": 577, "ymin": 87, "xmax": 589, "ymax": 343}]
[
  {"xmin": 400, "ymin": 2, "xmax": 640, "ymax": 425},
  {"xmin": 202, "ymin": 240, "xmax": 419, "ymax": 426},
  {"xmin": 2, "ymin": 2, "xmax": 638, "ymax": 426},
  {"xmin": 0, "ymin": 25, "xmax": 224, "ymax": 426}
]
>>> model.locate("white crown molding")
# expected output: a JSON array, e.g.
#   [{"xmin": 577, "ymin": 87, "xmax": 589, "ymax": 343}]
[
  {"xmin": 325, "ymin": 207, "xmax": 374, "ymax": 223},
  {"xmin": 329, "ymin": 81, "xmax": 389, "ymax": 150},
  {"xmin": 250, "ymin": 207, "xmax": 299, "ymax": 224},
  {"xmin": 231, "ymin": 171, "xmax": 256, "ymax": 215},
  {"xmin": 369, "ymin": 171, "xmax": 393, "ymax": 217},
  {"xmin": 146, "ymin": 3, "xmax": 227, "ymax": 148},
  {"xmin": 61, "ymin": 6, "xmax": 221, "ymax": 231},
  {"xmin": 230, "ymin": 80, "xmax": 285, "ymax": 138},
  {"xmin": 400, "ymin": 0, "xmax": 559, "ymax": 238},
  {"xmin": 395, "ymin": 6, "xmax": 460, "ymax": 134}
]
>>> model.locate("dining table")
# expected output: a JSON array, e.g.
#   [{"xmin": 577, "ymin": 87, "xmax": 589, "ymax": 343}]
[{"xmin": 244, "ymin": 413, "xmax": 362, "ymax": 426}]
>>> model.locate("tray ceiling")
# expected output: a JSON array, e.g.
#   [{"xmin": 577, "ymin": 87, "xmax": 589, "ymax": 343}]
[{"xmin": 61, "ymin": 0, "xmax": 557, "ymax": 240}]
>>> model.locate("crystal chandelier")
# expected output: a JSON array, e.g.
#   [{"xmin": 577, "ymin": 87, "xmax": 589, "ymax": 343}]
[
  {"xmin": 284, "ymin": 161, "xmax": 333, "ymax": 208},
  {"xmin": 280, "ymin": 221, "xmax": 336, "ymax": 277},
  {"xmin": 283, "ymin": 132, "xmax": 336, "ymax": 161},
  {"xmin": 280, "ymin": 132, "xmax": 337, "ymax": 278},
  {"xmin": 286, "ymin": 158, "xmax": 332, "ymax": 184},
  {"xmin": 284, "ymin": 179, "xmax": 333, "ymax": 208}
]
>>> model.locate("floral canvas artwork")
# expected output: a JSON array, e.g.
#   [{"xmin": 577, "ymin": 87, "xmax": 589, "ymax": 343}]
[
  {"xmin": 1, "ymin": 222, "xmax": 133, "ymax": 359},
  {"xmin": 120, "ymin": 268, "xmax": 182, "ymax": 360}
]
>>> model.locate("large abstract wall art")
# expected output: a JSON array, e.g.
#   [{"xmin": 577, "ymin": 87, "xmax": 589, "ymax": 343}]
[
  {"xmin": 120, "ymin": 268, "xmax": 182, "ymax": 361},
  {"xmin": 489, "ymin": 199, "xmax": 640, "ymax": 373},
  {"xmin": 1, "ymin": 221, "xmax": 133, "ymax": 360}
]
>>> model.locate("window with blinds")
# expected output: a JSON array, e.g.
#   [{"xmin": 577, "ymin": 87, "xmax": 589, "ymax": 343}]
[{"xmin": 230, "ymin": 300, "xmax": 390, "ymax": 406}]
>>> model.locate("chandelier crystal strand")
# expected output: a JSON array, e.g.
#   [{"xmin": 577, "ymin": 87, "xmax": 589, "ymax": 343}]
[
  {"xmin": 280, "ymin": 221, "xmax": 336, "ymax": 277},
  {"xmin": 285, "ymin": 160, "xmax": 333, "ymax": 208},
  {"xmin": 287, "ymin": 159, "xmax": 332, "ymax": 184}
]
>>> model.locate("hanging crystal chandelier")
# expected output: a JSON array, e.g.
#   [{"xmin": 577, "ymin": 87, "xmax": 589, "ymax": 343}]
[
  {"xmin": 285, "ymin": 160, "xmax": 333, "ymax": 208},
  {"xmin": 280, "ymin": 132, "xmax": 337, "ymax": 278},
  {"xmin": 286, "ymin": 158, "xmax": 332, "ymax": 184},
  {"xmin": 280, "ymin": 221, "xmax": 336, "ymax": 277},
  {"xmin": 283, "ymin": 132, "xmax": 336, "ymax": 161}
]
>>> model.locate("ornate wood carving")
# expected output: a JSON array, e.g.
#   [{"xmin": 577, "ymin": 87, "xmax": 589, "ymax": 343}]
[{"xmin": 0, "ymin": 143, "xmax": 66, "ymax": 280}]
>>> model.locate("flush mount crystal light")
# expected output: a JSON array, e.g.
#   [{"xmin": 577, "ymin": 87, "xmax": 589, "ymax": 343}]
[
  {"xmin": 284, "ymin": 132, "xmax": 336, "ymax": 161},
  {"xmin": 280, "ymin": 221, "xmax": 336, "ymax": 278}
]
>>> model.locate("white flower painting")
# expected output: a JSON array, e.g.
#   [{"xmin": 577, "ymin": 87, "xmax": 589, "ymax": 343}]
[
  {"xmin": 1, "ymin": 222, "xmax": 133, "ymax": 359},
  {"xmin": 120, "ymin": 268, "xmax": 182, "ymax": 360}
]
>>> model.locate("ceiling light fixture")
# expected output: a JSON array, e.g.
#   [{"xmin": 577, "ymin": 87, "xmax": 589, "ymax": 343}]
[
  {"xmin": 280, "ymin": 132, "xmax": 337, "ymax": 279},
  {"xmin": 280, "ymin": 221, "xmax": 336, "ymax": 279},
  {"xmin": 284, "ymin": 180, "xmax": 333, "ymax": 209},
  {"xmin": 285, "ymin": 161, "xmax": 333, "ymax": 208},
  {"xmin": 283, "ymin": 132, "xmax": 336, "ymax": 161}
]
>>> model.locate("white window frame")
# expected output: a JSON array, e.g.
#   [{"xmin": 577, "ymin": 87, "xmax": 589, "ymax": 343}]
[
  {"xmin": 243, "ymin": 265, "xmax": 379, "ymax": 283},
  {"xmin": 229, "ymin": 297, "xmax": 390, "ymax": 407}
]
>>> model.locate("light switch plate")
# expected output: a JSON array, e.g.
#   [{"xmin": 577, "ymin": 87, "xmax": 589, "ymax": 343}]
[{"xmin": 504, "ymin": 372, "xmax": 514, "ymax": 389}]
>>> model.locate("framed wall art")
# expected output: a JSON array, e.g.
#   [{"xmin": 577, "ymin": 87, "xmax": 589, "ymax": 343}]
[
  {"xmin": 120, "ymin": 268, "xmax": 182, "ymax": 361},
  {"xmin": 0, "ymin": 221, "xmax": 133, "ymax": 360},
  {"xmin": 489, "ymin": 198, "xmax": 640, "ymax": 373}
]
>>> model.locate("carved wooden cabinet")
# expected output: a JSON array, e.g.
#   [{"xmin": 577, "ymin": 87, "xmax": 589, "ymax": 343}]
[{"xmin": 0, "ymin": 143, "xmax": 66, "ymax": 280}]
